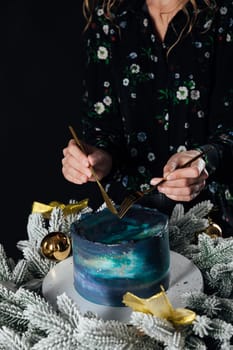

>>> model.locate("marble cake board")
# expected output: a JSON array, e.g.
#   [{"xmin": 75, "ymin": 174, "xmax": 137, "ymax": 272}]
[{"xmin": 42, "ymin": 251, "xmax": 203, "ymax": 323}]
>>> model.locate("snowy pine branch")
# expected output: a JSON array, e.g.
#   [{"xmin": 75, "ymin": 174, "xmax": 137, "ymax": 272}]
[
  {"xmin": 0, "ymin": 201, "xmax": 232, "ymax": 349},
  {"xmin": 168, "ymin": 201, "xmax": 213, "ymax": 253}
]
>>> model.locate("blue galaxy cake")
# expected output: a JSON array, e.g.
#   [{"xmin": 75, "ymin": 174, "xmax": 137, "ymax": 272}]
[{"xmin": 71, "ymin": 205, "xmax": 170, "ymax": 307}]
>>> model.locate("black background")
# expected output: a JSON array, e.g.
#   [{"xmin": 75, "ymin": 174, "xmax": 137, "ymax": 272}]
[{"xmin": 6, "ymin": 1, "xmax": 101, "ymax": 259}]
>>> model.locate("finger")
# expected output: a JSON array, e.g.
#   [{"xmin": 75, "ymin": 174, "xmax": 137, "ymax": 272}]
[
  {"xmin": 164, "ymin": 190, "xmax": 201, "ymax": 202},
  {"xmin": 150, "ymin": 177, "xmax": 164, "ymax": 186},
  {"xmin": 62, "ymin": 153, "xmax": 93, "ymax": 178},
  {"xmin": 62, "ymin": 158, "xmax": 98, "ymax": 183},
  {"xmin": 62, "ymin": 149, "xmax": 95, "ymax": 184},
  {"xmin": 158, "ymin": 179, "xmax": 206, "ymax": 201},
  {"xmin": 163, "ymin": 150, "xmax": 206, "ymax": 178},
  {"xmin": 62, "ymin": 147, "xmax": 68, "ymax": 157},
  {"xmin": 62, "ymin": 166, "xmax": 90, "ymax": 184},
  {"xmin": 163, "ymin": 161, "xmax": 177, "ymax": 178},
  {"xmin": 158, "ymin": 173, "xmax": 207, "ymax": 189},
  {"xmin": 165, "ymin": 162, "xmax": 205, "ymax": 180},
  {"xmin": 68, "ymin": 139, "xmax": 90, "ymax": 168}
]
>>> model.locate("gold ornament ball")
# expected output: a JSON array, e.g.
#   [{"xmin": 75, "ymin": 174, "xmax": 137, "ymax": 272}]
[
  {"xmin": 40, "ymin": 232, "xmax": 71, "ymax": 261},
  {"xmin": 205, "ymin": 222, "xmax": 222, "ymax": 238}
]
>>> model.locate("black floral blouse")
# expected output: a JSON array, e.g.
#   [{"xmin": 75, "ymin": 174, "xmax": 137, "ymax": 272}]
[{"xmin": 80, "ymin": 0, "xmax": 233, "ymax": 233}]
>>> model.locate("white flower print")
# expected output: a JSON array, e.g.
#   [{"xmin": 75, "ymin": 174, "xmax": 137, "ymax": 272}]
[
  {"xmin": 131, "ymin": 93, "xmax": 136, "ymax": 99},
  {"xmin": 94, "ymin": 102, "xmax": 105, "ymax": 114},
  {"xmin": 123, "ymin": 78, "xmax": 129, "ymax": 86},
  {"xmin": 138, "ymin": 166, "xmax": 146, "ymax": 174},
  {"xmin": 130, "ymin": 64, "xmax": 140, "ymax": 74},
  {"xmin": 194, "ymin": 41, "xmax": 202, "ymax": 48},
  {"xmin": 205, "ymin": 52, "xmax": 210, "ymax": 58},
  {"xmin": 137, "ymin": 132, "xmax": 147, "ymax": 142},
  {"xmin": 129, "ymin": 52, "xmax": 138, "ymax": 59},
  {"xmin": 218, "ymin": 27, "xmax": 224, "ymax": 34},
  {"xmin": 150, "ymin": 55, "xmax": 158, "ymax": 62},
  {"xmin": 225, "ymin": 188, "xmax": 232, "ymax": 199},
  {"xmin": 149, "ymin": 73, "xmax": 155, "ymax": 79},
  {"xmin": 130, "ymin": 148, "xmax": 138, "ymax": 157},
  {"xmin": 97, "ymin": 9, "xmax": 104, "ymax": 16},
  {"xmin": 148, "ymin": 152, "xmax": 155, "ymax": 161},
  {"xmin": 220, "ymin": 6, "xmax": 228, "ymax": 15},
  {"xmin": 164, "ymin": 123, "xmax": 169, "ymax": 131},
  {"xmin": 174, "ymin": 73, "xmax": 180, "ymax": 79},
  {"xmin": 184, "ymin": 122, "xmax": 189, "ymax": 129},
  {"xmin": 122, "ymin": 176, "xmax": 128, "ymax": 187},
  {"xmin": 103, "ymin": 96, "xmax": 112, "ymax": 106},
  {"xmin": 140, "ymin": 183, "xmax": 150, "ymax": 192},
  {"xmin": 190, "ymin": 90, "xmax": 200, "ymax": 100},
  {"xmin": 105, "ymin": 183, "xmax": 110, "ymax": 192},
  {"xmin": 97, "ymin": 46, "xmax": 108, "ymax": 60},
  {"xmin": 119, "ymin": 21, "xmax": 127, "ymax": 29},
  {"xmin": 176, "ymin": 86, "xmax": 188, "ymax": 100},
  {"xmin": 204, "ymin": 19, "xmax": 213, "ymax": 30},
  {"xmin": 197, "ymin": 110, "xmax": 205, "ymax": 118},
  {"xmin": 226, "ymin": 33, "xmax": 232, "ymax": 42},
  {"xmin": 143, "ymin": 18, "xmax": 148, "ymax": 27},
  {"xmin": 177, "ymin": 145, "xmax": 187, "ymax": 152},
  {"xmin": 96, "ymin": 33, "xmax": 100, "ymax": 39},
  {"xmin": 189, "ymin": 80, "xmax": 195, "ymax": 89},
  {"xmin": 151, "ymin": 34, "xmax": 156, "ymax": 42},
  {"xmin": 104, "ymin": 81, "xmax": 110, "ymax": 87},
  {"xmin": 103, "ymin": 25, "xmax": 109, "ymax": 35}
]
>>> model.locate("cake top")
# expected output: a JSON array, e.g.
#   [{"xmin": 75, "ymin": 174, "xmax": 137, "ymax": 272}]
[{"xmin": 72, "ymin": 205, "xmax": 168, "ymax": 245}]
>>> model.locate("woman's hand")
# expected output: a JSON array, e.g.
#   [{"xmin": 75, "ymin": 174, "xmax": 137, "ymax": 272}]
[
  {"xmin": 150, "ymin": 150, "xmax": 209, "ymax": 202},
  {"xmin": 62, "ymin": 139, "xmax": 112, "ymax": 185}
]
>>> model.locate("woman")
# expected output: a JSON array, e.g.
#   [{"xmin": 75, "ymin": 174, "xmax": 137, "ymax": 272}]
[{"xmin": 62, "ymin": 0, "xmax": 233, "ymax": 234}]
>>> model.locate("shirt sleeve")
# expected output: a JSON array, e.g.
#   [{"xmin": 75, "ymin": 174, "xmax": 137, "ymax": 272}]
[{"xmin": 197, "ymin": 3, "xmax": 233, "ymax": 184}]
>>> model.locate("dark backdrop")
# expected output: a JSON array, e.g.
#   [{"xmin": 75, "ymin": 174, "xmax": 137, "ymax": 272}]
[{"xmin": 6, "ymin": 1, "xmax": 102, "ymax": 259}]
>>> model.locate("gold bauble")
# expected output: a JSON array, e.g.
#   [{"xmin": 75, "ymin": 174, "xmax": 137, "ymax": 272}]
[
  {"xmin": 195, "ymin": 217, "xmax": 222, "ymax": 240},
  {"xmin": 40, "ymin": 232, "xmax": 71, "ymax": 261},
  {"xmin": 204, "ymin": 222, "xmax": 222, "ymax": 239}
]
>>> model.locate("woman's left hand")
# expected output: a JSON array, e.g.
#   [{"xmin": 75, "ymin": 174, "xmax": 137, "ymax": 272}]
[{"xmin": 150, "ymin": 150, "xmax": 209, "ymax": 202}]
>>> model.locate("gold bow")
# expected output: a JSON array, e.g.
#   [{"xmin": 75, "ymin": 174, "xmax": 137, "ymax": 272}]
[
  {"xmin": 32, "ymin": 199, "xmax": 89, "ymax": 218},
  {"xmin": 123, "ymin": 286, "xmax": 196, "ymax": 327}
]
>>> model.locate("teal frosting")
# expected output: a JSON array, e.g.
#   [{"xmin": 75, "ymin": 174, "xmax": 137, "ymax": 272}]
[
  {"xmin": 77, "ymin": 205, "xmax": 167, "ymax": 244},
  {"xmin": 71, "ymin": 205, "xmax": 170, "ymax": 306}
]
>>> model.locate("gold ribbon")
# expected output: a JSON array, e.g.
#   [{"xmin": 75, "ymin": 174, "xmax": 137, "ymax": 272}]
[
  {"xmin": 32, "ymin": 199, "xmax": 89, "ymax": 218},
  {"xmin": 123, "ymin": 285, "xmax": 196, "ymax": 327}
]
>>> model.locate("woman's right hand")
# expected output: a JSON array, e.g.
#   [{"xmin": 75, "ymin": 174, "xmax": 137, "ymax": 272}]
[{"xmin": 62, "ymin": 139, "xmax": 112, "ymax": 185}]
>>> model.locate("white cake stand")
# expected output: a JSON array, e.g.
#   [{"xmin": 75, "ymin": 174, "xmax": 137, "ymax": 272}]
[{"xmin": 42, "ymin": 251, "xmax": 203, "ymax": 323}]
